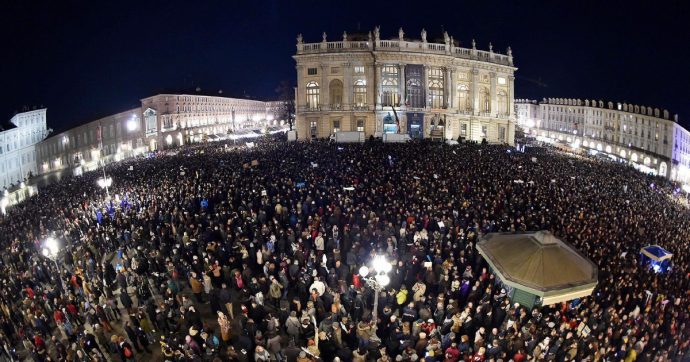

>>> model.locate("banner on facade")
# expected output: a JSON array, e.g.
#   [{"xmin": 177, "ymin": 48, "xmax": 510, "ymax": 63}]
[
  {"xmin": 404, "ymin": 64, "xmax": 424, "ymax": 108},
  {"xmin": 407, "ymin": 112, "xmax": 424, "ymax": 139}
]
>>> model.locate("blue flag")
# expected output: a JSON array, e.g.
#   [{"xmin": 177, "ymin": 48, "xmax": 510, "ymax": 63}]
[
  {"xmin": 201, "ymin": 199, "xmax": 209, "ymax": 209},
  {"xmin": 96, "ymin": 210, "xmax": 103, "ymax": 224}
]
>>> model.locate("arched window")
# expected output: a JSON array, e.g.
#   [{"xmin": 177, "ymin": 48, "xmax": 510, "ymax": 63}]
[
  {"xmin": 353, "ymin": 80, "xmax": 367, "ymax": 108},
  {"xmin": 406, "ymin": 79, "xmax": 423, "ymax": 108},
  {"xmin": 306, "ymin": 81, "xmax": 320, "ymax": 110},
  {"xmin": 427, "ymin": 68, "xmax": 444, "ymax": 109},
  {"xmin": 382, "ymin": 66, "xmax": 400, "ymax": 107},
  {"xmin": 457, "ymin": 84, "xmax": 470, "ymax": 111},
  {"xmin": 479, "ymin": 87, "xmax": 490, "ymax": 112},
  {"xmin": 497, "ymin": 90, "xmax": 508, "ymax": 115},
  {"xmin": 329, "ymin": 79, "xmax": 343, "ymax": 109},
  {"xmin": 382, "ymin": 79, "xmax": 399, "ymax": 107}
]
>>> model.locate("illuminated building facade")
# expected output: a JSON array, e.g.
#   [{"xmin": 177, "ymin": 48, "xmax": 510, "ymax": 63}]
[
  {"xmin": 1, "ymin": 109, "xmax": 48, "ymax": 189},
  {"xmin": 294, "ymin": 27, "xmax": 517, "ymax": 144},
  {"xmin": 516, "ymin": 98, "xmax": 690, "ymax": 181},
  {"xmin": 36, "ymin": 92, "xmax": 284, "ymax": 176}
]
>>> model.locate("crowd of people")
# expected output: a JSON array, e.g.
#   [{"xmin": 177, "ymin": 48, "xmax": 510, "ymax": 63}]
[{"xmin": 0, "ymin": 136, "xmax": 687, "ymax": 362}]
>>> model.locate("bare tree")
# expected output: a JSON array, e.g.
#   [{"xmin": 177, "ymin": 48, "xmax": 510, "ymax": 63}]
[{"xmin": 275, "ymin": 80, "xmax": 295, "ymax": 131}]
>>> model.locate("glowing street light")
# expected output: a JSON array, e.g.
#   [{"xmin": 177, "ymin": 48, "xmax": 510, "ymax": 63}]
[
  {"xmin": 97, "ymin": 176, "xmax": 112, "ymax": 198},
  {"xmin": 126, "ymin": 115, "xmax": 139, "ymax": 132},
  {"xmin": 358, "ymin": 255, "xmax": 391, "ymax": 343},
  {"xmin": 42, "ymin": 236, "xmax": 66, "ymax": 291}
]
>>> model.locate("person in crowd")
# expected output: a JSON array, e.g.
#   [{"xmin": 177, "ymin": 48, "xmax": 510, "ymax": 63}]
[{"xmin": 0, "ymin": 136, "xmax": 687, "ymax": 361}]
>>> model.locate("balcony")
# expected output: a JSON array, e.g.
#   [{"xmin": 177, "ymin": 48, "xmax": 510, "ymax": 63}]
[{"xmin": 297, "ymin": 39, "xmax": 513, "ymax": 66}]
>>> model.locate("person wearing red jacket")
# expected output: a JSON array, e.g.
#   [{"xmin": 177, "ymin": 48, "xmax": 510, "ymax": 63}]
[
  {"xmin": 444, "ymin": 342, "xmax": 461, "ymax": 362},
  {"xmin": 53, "ymin": 309, "xmax": 65, "ymax": 325}
]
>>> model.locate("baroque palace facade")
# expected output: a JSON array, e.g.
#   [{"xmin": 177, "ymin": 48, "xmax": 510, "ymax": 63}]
[
  {"xmin": 294, "ymin": 27, "xmax": 517, "ymax": 144},
  {"xmin": 516, "ymin": 98, "xmax": 690, "ymax": 182}
]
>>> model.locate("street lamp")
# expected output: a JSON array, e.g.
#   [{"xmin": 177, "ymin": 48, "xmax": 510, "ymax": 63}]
[
  {"xmin": 358, "ymin": 255, "xmax": 391, "ymax": 343},
  {"xmin": 97, "ymin": 175, "xmax": 112, "ymax": 198},
  {"xmin": 126, "ymin": 115, "xmax": 139, "ymax": 132},
  {"xmin": 42, "ymin": 237, "xmax": 66, "ymax": 292}
]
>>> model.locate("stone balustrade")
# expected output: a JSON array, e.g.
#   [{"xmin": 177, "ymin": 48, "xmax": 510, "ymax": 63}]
[{"xmin": 297, "ymin": 39, "xmax": 513, "ymax": 67}]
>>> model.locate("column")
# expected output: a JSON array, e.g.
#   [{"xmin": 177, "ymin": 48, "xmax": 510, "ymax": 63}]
[
  {"xmin": 423, "ymin": 65, "xmax": 430, "ymax": 109},
  {"xmin": 296, "ymin": 66, "xmax": 305, "ymax": 109},
  {"xmin": 321, "ymin": 64, "xmax": 329, "ymax": 110},
  {"xmin": 508, "ymin": 76, "xmax": 515, "ymax": 118},
  {"xmin": 445, "ymin": 67, "xmax": 452, "ymax": 109},
  {"xmin": 343, "ymin": 63, "xmax": 351, "ymax": 110},
  {"xmin": 367, "ymin": 64, "xmax": 375, "ymax": 110},
  {"xmin": 450, "ymin": 68, "xmax": 456, "ymax": 110},
  {"xmin": 375, "ymin": 64, "xmax": 383, "ymax": 109},
  {"xmin": 399, "ymin": 63, "xmax": 406, "ymax": 107},
  {"xmin": 490, "ymin": 72, "xmax": 497, "ymax": 116},
  {"xmin": 471, "ymin": 69, "xmax": 479, "ymax": 114}
]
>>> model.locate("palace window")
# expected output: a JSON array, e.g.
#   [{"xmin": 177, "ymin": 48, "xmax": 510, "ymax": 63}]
[
  {"xmin": 457, "ymin": 84, "xmax": 470, "ymax": 111},
  {"xmin": 382, "ymin": 66, "xmax": 400, "ymax": 107},
  {"xmin": 481, "ymin": 125, "xmax": 488, "ymax": 139},
  {"xmin": 479, "ymin": 87, "xmax": 490, "ymax": 112},
  {"xmin": 333, "ymin": 119, "xmax": 340, "ymax": 133},
  {"xmin": 309, "ymin": 120, "xmax": 317, "ymax": 138},
  {"xmin": 329, "ymin": 79, "xmax": 343, "ymax": 108},
  {"xmin": 306, "ymin": 81, "xmax": 320, "ymax": 110},
  {"xmin": 354, "ymin": 66, "xmax": 365, "ymax": 74},
  {"xmin": 427, "ymin": 68, "xmax": 444, "ymax": 109},
  {"xmin": 460, "ymin": 123, "xmax": 467, "ymax": 137},
  {"xmin": 353, "ymin": 80, "xmax": 367, "ymax": 108},
  {"xmin": 406, "ymin": 78, "xmax": 423, "ymax": 108},
  {"xmin": 356, "ymin": 119, "xmax": 365, "ymax": 132},
  {"xmin": 307, "ymin": 68, "xmax": 318, "ymax": 75},
  {"xmin": 498, "ymin": 90, "xmax": 508, "ymax": 115}
]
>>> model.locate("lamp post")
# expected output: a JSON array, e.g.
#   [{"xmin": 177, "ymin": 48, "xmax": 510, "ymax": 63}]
[
  {"xmin": 358, "ymin": 255, "xmax": 392, "ymax": 344},
  {"xmin": 97, "ymin": 161, "xmax": 112, "ymax": 199},
  {"xmin": 42, "ymin": 236, "xmax": 66, "ymax": 292}
]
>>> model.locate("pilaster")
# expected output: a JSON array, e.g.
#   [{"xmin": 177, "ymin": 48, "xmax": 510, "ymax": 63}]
[
  {"xmin": 471, "ymin": 69, "xmax": 479, "ymax": 114},
  {"xmin": 423, "ymin": 65, "xmax": 430, "ymax": 109},
  {"xmin": 321, "ymin": 64, "xmax": 329, "ymax": 109},
  {"xmin": 399, "ymin": 64, "xmax": 406, "ymax": 107},
  {"xmin": 490, "ymin": 72, "xmax": 497, "ymax": 116}
]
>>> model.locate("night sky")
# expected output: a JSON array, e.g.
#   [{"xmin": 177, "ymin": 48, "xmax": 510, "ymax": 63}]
[{"xmin": 1, "ymin": 0, "xmax": 689, "ymax": 132}]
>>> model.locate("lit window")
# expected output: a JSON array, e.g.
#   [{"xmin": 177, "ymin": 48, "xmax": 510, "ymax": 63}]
[
  {"xmin": 457, "ymin": 84, "xmax": 470, "ymax": 111},
  {"xmin": 333, "ymin": 120, "xmax": 340, "ymax": 133},
  {"xmin": 354, "ymin": 66, "xmax": 364, "ymax": 74},
  {"xmin": 353, "ymin": 80, "xmax": 367, "ymax": 108},
  {"xmin": 498, "ymin": 77, "xmax": 506, "ymax": 85},
  {"xmin": 306, "ymin": 81, "xmax": 320, "ymax": 110},
  {"xmin": 357, "ymin": 119, "xmax": 365, "ymax": 132},
  {"xmin": 427, "ymin": 68, "xmax": 444, "ymax": 109}
]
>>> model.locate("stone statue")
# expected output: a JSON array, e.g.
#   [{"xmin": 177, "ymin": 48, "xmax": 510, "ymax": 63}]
[
  {"xmin": 374, "ymin": 26, "xmax": 380, "ymax": 41},
  {"xmin": 489, "ymin": 42, "xmax": 493, "ymax": 52},
  {"xmin": 368, "ymin": 31, "xmax": 372, "ymax": 42},
  {"xmin": 343, "ymin": 31, "xmax": 348, "ymax": 42},
  {"xmin": 472, "ymin": 39, "xmax": 476, "ymax": 49},
  {"xmin": 421, "ymin": 28, "xmax": 427, "ymax": 42},
  {"xmin": 398, "ymin": 27, "xmax": 404, "ymax": 40},
  {"xmin": 296, "ymin": 33, "xmax": 303, "ymax": 44},
  {"xmin": 450, "ymin": 36, "xmax": 454, "ymax": 46},
  {"xmin": 322, "ymin": 32, "xmax": 327, "ymax": 42},
  {"xmin": 507, "ymin": 46, "xmax": 512, "ymax": 56},
  {"xmin": 443, "ymin": 31, "xmax": 450, "ymax": 45}
]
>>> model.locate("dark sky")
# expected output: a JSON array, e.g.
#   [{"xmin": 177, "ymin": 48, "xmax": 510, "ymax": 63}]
[{"xmin": 1, "ymin": 0, "xmax": 689, "ymax": 131}]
